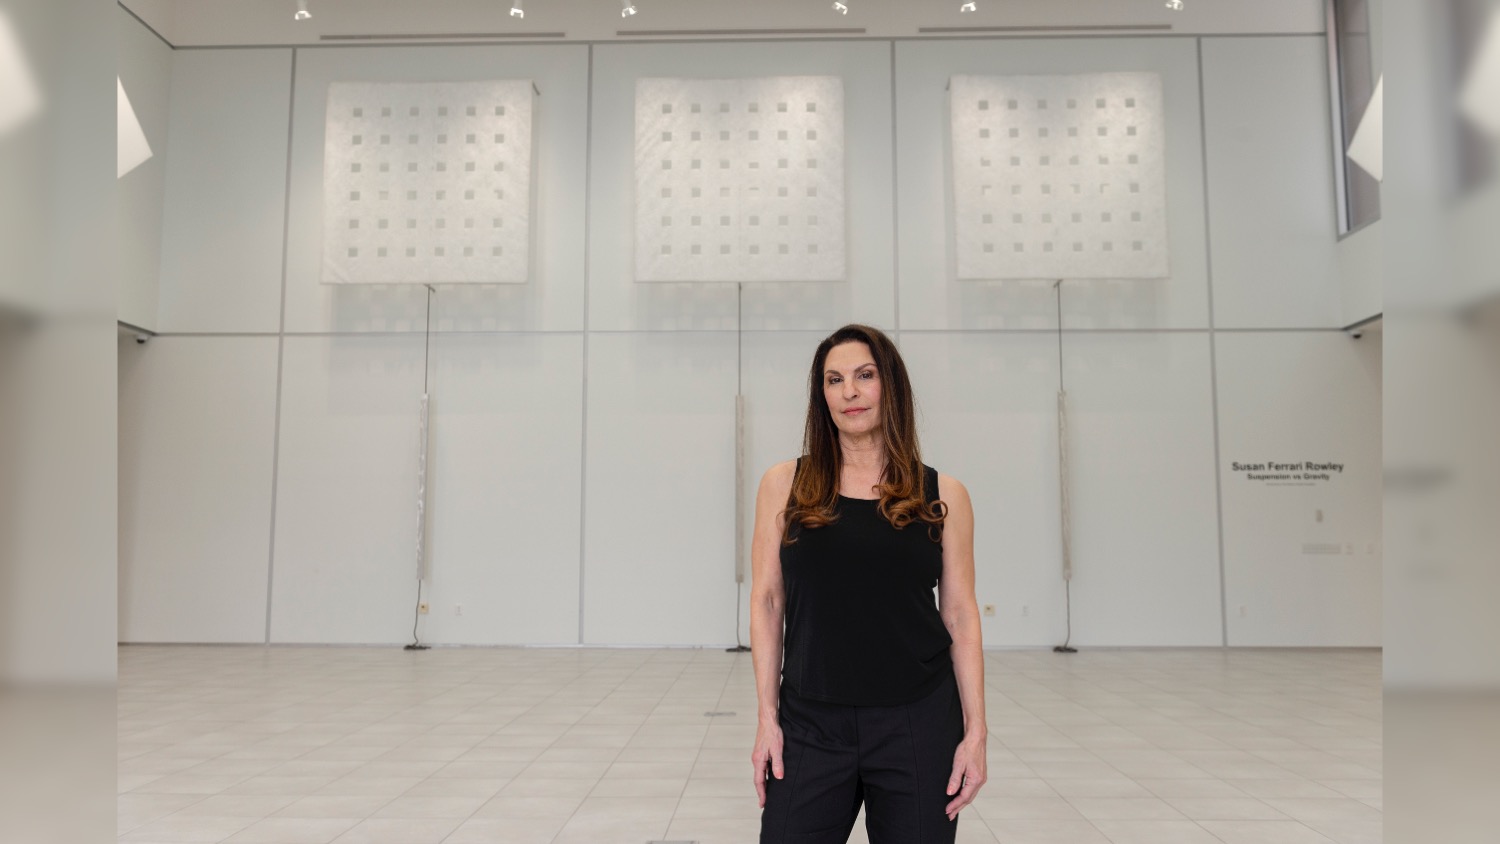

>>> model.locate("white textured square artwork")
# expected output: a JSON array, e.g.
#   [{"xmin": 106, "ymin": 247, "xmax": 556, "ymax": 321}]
[
  {"xmin": 950, "ymin": 73, "xmax": 1169, "ymax": 280},
  {"xmin": 322, "ymin": 80, "xmax": 534, "ymax": 285},
  {"xmin": 635, "ymin": 76, "xmax": 845, "ymax": 282}
]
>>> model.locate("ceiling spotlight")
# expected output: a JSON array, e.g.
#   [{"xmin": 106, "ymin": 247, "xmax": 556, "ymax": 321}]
[
  {"xmin": 294, "ymin": 0, "xmax": 311, "ymax": 21},
  {"xmin": 960, "ymin": 1, "xmax": 976, "ymax": 11},
  {"xmin": 833, "ymin": 1, "xmax": 848, "ymax": 14},
  {"xmin": 1164, "ymin": 0, "xmax": 1183, "ymax": 9},
  {"xmin": 510, "ymin": 0, "xmax": 524, "ymax": 18},
  {"xmin": 621, "ymin": 0, "xmax": 637, "ymax": 17}
]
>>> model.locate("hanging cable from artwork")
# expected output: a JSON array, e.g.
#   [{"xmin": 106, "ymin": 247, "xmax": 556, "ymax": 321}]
[
  {"xmin": 729, "ymin": 282, "xmax": 751, "ymax": 653},
  {"xmin": 1054, "ymin": 279, "xmax": 1077, "ymax": 654},
  {"xmin": 407, "ymin": 285, "xmax": 436, "ymax": 652}
]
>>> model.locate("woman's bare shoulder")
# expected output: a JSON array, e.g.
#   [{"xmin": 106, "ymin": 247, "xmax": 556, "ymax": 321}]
[
  {"xmin": 936, "ymin": 471, "xmax": 970, "ymax": 503},
  {"xmin": 757, "ymin": 461, "xmax": 798, "ymax": 521},
  {"xmin": 762, "ymin": 458, "xmax": 798, "ymax": 491}
]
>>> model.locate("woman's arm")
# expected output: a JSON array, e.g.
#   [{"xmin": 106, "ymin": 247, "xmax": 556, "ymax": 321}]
[
  {"xmin": 936, "ymin": 473, "xmax": 987, "ymax": 820},
  {"xmin": 749, "ymin": 459, "xmax": 794, "ymax": 807}
]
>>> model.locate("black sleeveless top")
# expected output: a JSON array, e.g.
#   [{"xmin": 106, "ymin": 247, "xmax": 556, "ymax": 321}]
[{"xmin": 779, "ymin": 460, "xmax": 954, "ymax": 706}]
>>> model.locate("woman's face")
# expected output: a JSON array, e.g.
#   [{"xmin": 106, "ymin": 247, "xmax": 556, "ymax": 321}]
[{"xmin": 822, "ymin": 341, "xmax": 882, "ymax": 437}]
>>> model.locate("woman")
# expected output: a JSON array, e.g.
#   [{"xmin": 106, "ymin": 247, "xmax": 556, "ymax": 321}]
[{"xmin": 750, "ymin": 324, "xmax": 988, "ymax": 844}]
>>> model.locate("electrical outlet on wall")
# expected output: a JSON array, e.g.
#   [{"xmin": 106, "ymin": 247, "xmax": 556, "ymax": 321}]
[
  {"xmin": 1021, "ymin": 604, "xmax": 1029, "ymax": 617},
  {"xmin": 454, "ymin": 604, "xmax": 463, "ymax": 616}
]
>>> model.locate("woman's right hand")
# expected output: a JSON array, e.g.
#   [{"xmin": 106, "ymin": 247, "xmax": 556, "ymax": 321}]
[{"xmin": 751, "ymin": 718, "xmax": 785, "ymax": 808}]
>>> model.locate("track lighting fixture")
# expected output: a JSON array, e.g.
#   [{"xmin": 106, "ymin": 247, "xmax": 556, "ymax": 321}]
[
  {"xmin": 960, "ymin": 1, "xmax": 976, "ymax": 11},
  {"xmin": 294, "ymin": 0, "xmax": 311, "ymax": 21},
  {"xmin": 510, "ymin": 0, "xmax": 524, "ymax": 19},
  {"xmin": 832, "ymin": 0, "xmax": 848, "ymax": 14},
  {"xmin": 621, "ymin": 0, "xmax": 637, "ymax": 17}
]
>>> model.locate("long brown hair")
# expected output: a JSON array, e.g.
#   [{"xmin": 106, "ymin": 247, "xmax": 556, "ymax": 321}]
[{"xmin": 782, "ymin": 324, "xmax": 947, "ymax": 545}]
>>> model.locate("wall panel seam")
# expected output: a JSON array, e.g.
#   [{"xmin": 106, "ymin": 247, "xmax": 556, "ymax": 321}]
[
  {"xmin": 1197, "ymin": 37, "xmax": 1231, "ymax": 649},
  {"xmin": 264, "ymin": 48, "xmax": 298, "ymax": 646},
  {"xmin": 578, "ymin": 44, "xmax": 594, "ymax": 645}
]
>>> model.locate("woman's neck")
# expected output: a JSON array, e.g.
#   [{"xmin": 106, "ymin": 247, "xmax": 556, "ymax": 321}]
[{"xmin": 839, "ymin": 432, "xmax": 885, "ymax": 476}]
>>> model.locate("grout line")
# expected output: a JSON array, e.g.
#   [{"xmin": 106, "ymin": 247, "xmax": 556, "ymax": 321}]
[
  {"xmin": 1197, "ymin": 38, "xmax": 1231, "ymax": 650},
  {"xmin": 424, "ymin": 692, "xmax": 539, "ymax": 842},
  {"xmin": 264, "ymin": 47, "xmax": 299, "ymax": 647},
  {"xmin": 550, "ymin": 656, "xmax": 672, "ymax": 839},
  {"xmin": 664, "ymin": 656, "xmax": 737, "ymax": 830},
  {"xmin": 117, "ymin": 648, "xmax": 1380, "ymax": 842},
  {"xmin": 313, "ymin": 684, "xmax": 480, "ymax": 839}
]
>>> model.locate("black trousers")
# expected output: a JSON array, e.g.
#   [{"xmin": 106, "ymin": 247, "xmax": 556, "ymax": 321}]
[{"xmin": 759, "ymin": 670, "xmax": 965, "ymax": 844}]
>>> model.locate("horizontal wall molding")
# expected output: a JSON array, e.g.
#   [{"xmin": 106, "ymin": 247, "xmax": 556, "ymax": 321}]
[
  {"xmin": 617, "ymin": 27, "xmax": 867, "ymax": 37},
  {"xmin": 136, "ymin": 327, "xmax": 1357, "ymax": 338},
  {"xmin": 149, "ymin": 31, "xmax": 1328, "ymax": 52},
  {"xmin": 919, "ymin": 24, "xmax": 1171, "ymax": 33},
  {"xmin": 319, "ymin": 32, "xmax": 568, "ymax": 41}
]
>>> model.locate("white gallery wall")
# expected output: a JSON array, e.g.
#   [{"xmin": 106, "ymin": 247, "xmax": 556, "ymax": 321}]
[
  {"xmin": 1216, "ymin": 332, "xmax": 1382, "ymax": 646},
  {"xmin": 118, "ymin": 15, "xmax": 1382, "ymax": 647},
  {"xmin": 156, "ymin": 48, "xmax": 292, "ymax": 334},
  {"xmin": 118, "ymin": 337, "xmax": 280, "ymax": 643},
  {"xmin": 116, "ymin": 6, "xmax": 172, "ymax": 331}
]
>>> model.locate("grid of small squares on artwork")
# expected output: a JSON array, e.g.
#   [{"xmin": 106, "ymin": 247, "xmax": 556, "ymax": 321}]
[
  {"xmin": 323, "ymin": 80, "xmax": 532, "ymax": 284},
  {"xmin": 950, "ymin": 73, "xmax": 1168, "ymax": 279},
  {"xmin": 635, "ymin": 77, "xmax": 845, "ymax": 282}
]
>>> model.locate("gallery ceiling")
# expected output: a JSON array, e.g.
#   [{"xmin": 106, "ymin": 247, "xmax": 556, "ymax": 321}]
[{"xmin": 121, "ymin": 0, "xmax": 1327, "ymax": 49}]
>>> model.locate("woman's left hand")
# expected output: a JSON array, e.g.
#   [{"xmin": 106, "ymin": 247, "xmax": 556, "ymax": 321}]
[{"xmin": 944, "ymin": 734, "xmax": 987, "ymax": 820}]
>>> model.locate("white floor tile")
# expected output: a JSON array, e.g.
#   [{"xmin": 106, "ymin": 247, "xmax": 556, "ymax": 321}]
[
  {"xmin": 982, "ymin": 818, "xmax": 1114, "ymax": 843},
  {"xmin": 116, "ymin": 646, "xmax": 1380, "ymax": 844},
  {"xmin": 442, "ymin": 816, "xmax": 567, "ymax": 844},
  {"xmin": 470, "ymin": 794, "xmax": 585, "ymax": 819},
  {"xmin": 1199, "ymin": 819, "xmax": 1341, "ymax": 843},
  {"xmin": 971, "ymin": 796, "xmax": 1085, "ymax": 820},
  {"xmin": 220, "ymin": 816, "xmax": 361, "ymax": 843},
  {"xmin": 1089, "ymin": 819, "xmax": 1223, "ymax": 844},
  {"xmin": 326, "ymin": 817, "xmax": 461, "ymax": 844},
  {"xmin": 1161, "ymin": 797, "xmax": 1289, "ymax": 820}
]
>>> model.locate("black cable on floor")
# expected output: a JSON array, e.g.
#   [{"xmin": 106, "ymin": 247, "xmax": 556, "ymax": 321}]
[
  {"xmin": 1054, "ymin": 580, "xmax": 1075, "ymax": 654},
  {"xmin": 406, "ymin": 580, "xmax": 428, "ymax": 651},
  {"xmin": 727, "ymin": 580, "xmax": 750, "ymax": 654}
]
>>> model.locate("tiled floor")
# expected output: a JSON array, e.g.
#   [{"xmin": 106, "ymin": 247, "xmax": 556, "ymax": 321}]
[{"xmin": 118, "ymin": 647, "xmax": 1381, "ymax": 844}]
